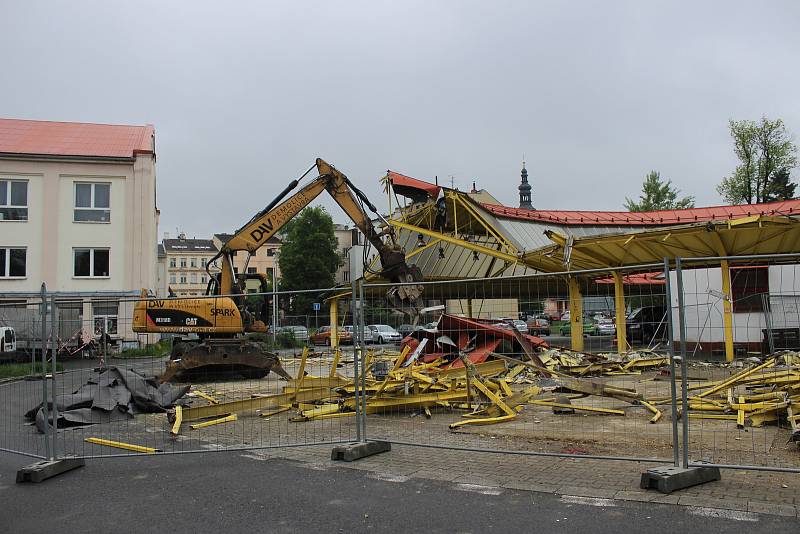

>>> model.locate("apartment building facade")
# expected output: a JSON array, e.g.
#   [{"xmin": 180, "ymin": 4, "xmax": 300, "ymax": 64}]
[
  {"xmin": 162, "ymin": 234, "xmax": 220, "ymax": 296},
  {"xmin": 212, "ymin": 233, "xmax": 281, "ymax": 288},
  {"xmin": 0, "ymin": 118, "xmax": 159, "ymax": 344}
]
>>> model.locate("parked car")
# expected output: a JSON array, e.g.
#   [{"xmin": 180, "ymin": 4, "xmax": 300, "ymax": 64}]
[
  {"xmin": 526, "ymin": 314, "xmax": 551, "ymax": 336},
  {"xmin": 309, "ymin": 326, "xmax": 353, "ymax": 346},
  {"xmin": 496, "ymin": 318, "xmax": 529, "ymax": 334},
  {"xmin": 626, "ymin": 306, "xmax": 668, "ymax": 344},
  {"xmin": 594, "ymin": 318, "xmax": 616, "ymax": 336},
  {"xmin": 274, "ymin": 325, "xmax": 308, "ymax": 342},
  {"xmin": 367, "ymin": 324, "xmax": 403, "ymax": 344},
  {"xmin": 558, "ymin": 318, "xmax": 596, "ymax": 336},
  {"xmin": 343, "ymin": 325, "xmax": 374, "ymax": 344}
]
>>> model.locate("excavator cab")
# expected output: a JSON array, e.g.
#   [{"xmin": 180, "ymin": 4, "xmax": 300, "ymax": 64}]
[{"xmin": 204, "ymin": 269, "xmax": 271, "ymax": 334}]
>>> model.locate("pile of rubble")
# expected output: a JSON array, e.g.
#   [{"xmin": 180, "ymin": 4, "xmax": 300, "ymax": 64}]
[
  {"xmin": 679, "ymin": 353, "xmax": 800, "ymax": 441},
  {"xmin": 168, "ymin": 316, "xmax": 798, "ymax": 446}
]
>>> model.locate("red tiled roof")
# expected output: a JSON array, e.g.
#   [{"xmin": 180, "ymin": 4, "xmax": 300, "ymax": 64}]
[
  {"xmin": 481, "ymin": 201, "xmax": 800, "ymax": 225},
  {"xmin": 0, "ymin": 118, "xmax": 154, "ymax": 159},
  {"xmin": 386, "ymin": 169, "xmax": 800, "ymax": 226}
]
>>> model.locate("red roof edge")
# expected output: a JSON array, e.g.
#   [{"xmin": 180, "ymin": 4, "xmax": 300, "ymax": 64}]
[
  {"xmin": 387, "ymin": 171, "xmax": 441, "ymax": 199},
  {"xmin": 386, "ymin": 169, "xmax": 800, "ymax": 227}
]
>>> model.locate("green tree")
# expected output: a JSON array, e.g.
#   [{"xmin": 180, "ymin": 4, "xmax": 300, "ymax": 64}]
[
  {"xmin": 763, "ymin": 167, "xmax": 797, "ymax": 202},
  {"xmin": 624, "ymin": 171, "xmax": 694, "ymax": 212},
  {"xmin": 717, "ymin": 117, "xmax": 798, "ymax": 204},
  {"xmin": 277, "ymin": 206, "xmax": 341, "ymax": 315}
]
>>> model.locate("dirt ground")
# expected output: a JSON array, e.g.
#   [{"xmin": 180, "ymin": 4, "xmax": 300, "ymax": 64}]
[{"xmin": 9, "ymin": 350, "xmax": 797, "ymax": 470}]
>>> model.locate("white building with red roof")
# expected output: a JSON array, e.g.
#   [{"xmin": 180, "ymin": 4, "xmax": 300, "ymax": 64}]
[{"xmin": 0, "ymin": 118, "xmax": 159, "ymax": 343}]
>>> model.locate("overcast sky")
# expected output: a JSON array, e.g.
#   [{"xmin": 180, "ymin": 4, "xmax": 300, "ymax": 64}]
[{"xmin": 2, "ymin": 1, "xmax": 799, "ymax": 237}]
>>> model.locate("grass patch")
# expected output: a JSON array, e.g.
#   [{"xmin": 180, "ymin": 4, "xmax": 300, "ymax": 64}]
[
  {"xmin": 0, "ymin": 362, "xmax": 64, "ymax": 378},
  {"xmin": 116, "ymin": 339, "xmax": 171, "ymax": 359}
]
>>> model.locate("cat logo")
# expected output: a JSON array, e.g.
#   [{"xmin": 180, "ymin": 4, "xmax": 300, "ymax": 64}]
[{"xmin": 185, "ymin": 318, "xmax": 198, "ymax": 326}]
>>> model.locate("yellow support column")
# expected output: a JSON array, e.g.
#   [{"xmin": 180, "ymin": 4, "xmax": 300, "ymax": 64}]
[
  {"xmin": 568, "ymin": 277, "xmax": 584, "ymax": 352},
  {"xmin": 719, "ymin": 260, "xmax": 735, "ymax": 362},
  {"xmin": 329, "ymin": 298, "xmax": 339, "ymax": 351},
  {"xmin": 612, "ymin": 272, "xmax": 628, "ymax": 352}
]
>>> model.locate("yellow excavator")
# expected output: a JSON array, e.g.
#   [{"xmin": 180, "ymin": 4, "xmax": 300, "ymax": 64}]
[{"xmin": 132, "ymin": 158, "xmax": 423, "ymax": 381}]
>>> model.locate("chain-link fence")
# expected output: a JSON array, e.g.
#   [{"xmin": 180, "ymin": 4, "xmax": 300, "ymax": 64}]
[{"xmin": 2, "ymin": 256, "xmax": 798, "ymax": 475}]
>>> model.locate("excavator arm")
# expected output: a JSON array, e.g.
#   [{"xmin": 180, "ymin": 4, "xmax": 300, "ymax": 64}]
[{"xmin": 211, "ymin": 158, "xmax": 423, "ymax": 307}]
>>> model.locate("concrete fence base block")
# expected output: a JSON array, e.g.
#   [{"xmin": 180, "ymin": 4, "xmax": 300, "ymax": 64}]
[
  {"xmin": 16, "ymin": 457, "xmax": 85, "ymax": 483},
  {"xmin": 640, "ymin": 464, "xmax": 721, "ymax": 494},
  {"xmin": 331, "ymin": 441, "xmax": 391, "ymax": 462}
]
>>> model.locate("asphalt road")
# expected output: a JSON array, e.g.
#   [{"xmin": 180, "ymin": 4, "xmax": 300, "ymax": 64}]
[{"xmin": 1, "ymin": 451, "xmax": 796, "ymax": 533}]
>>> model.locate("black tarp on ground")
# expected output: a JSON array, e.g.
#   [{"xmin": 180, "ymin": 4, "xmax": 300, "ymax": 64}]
[{"xmin": 25, "ymin": 367, "xmax": 190, "ymax": 432}]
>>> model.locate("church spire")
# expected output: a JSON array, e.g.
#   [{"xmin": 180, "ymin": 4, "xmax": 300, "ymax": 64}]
[{"xmin": 518, "ymin": 160, "xmax": 533, "ymax": 209}]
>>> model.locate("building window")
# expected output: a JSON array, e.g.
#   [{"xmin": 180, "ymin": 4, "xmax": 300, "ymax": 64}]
[
  {"xmin": 190, "ymin": 273, "xmax": 197, "ymax": 284},
  {"xmin": 200, "ymin": 274, "xmax": 207, "ymax": 284},
  {"xmin": 266, "ymin": 267, "xmax": 274, "ymax": 280},
  {"xmin": 731, "ymin": 266, "xmax": 769, "ymax": 313},
  {"xmin": 0, "ymin": 247, "xmax": 26, "ymax": 278},
  {"xmin": 267, "ymin": 248, "xmax": 276, "ymax": 257},
  {"xmin": 73, "ymin": 248, "xmax": 110, "ymax": 278},
  {"xmin": 180, "ymin": 274, "xmax": 187, "ymax": 284},
  {"xmin": 190, "ymin": 257, "xmax": 197, "ymax": 268},
  {"xmin": 74, "ymin": 183, "xmax": 111, "ymax": 222},
  {"xmin": 0, "ymin": 179, "xmax": 28, "ymax": 221},
  {"xmin": 247, "ymin": 267, "xmax": 257, "ymax": 274},
  {"xmin": 201, "ymin": 258, "xmax": 207, "ymax": 268},
  {"xmin": 343, "ymin": 270, "xmax": 350, "ymax": 282},
  {"xmin": 93, "ymin": 301, "xmax": 118, "ymax": 336},
  {"xmin": 180, "ymin": 258, "xmax": 187, "ymax": 268},
  {"xmin": 234, "ymin": 267, "xmax": 238, "ymax": 274},
  {"xmin": 169, "ymin": 257, "xmax": 176, "ymax": 268},
  {"xmin": 170, "ymin": 273, "xmax": 176, "ymax": 284}
]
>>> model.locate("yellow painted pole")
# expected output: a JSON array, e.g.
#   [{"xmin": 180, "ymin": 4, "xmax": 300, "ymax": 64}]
[
  {"xmin": 612, "ymin": 272, "xmax": 628, "ymax": 351},
  {"xmin": 329, "ymin": 298, "xmax": 338, "ymax": 351},
  {"xmin": 719, "ymin": 260, "xmax": 735, "ymax": 362},
  {"xmin": 568, "ymin": 277, "xmax": 584, "ymax": 352}
]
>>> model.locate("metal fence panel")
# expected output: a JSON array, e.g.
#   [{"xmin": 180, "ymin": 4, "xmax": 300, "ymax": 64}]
[
  {"xmin": 36, "ymin": 288, "xmax": 361, "ymax": 459},
  {"xmin": 0, "ymin": 290, "xmax": 52, "ymax": 459},
  {"xmin": 359, "ymin": 265, "xmax": 678, "ymax": 463},
  {"xmin": 675, "ymin": 256, "xmax": 800, "ymax": 472}
]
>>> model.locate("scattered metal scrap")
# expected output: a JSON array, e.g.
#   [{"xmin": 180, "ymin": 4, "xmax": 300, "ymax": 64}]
[
  {"xmin": 167, "ymin": 317, "xmax": 798, "ymax": 448},
  {"xmin": 678, "ymin": 353, "xmax": 800, "ymax": 442}
]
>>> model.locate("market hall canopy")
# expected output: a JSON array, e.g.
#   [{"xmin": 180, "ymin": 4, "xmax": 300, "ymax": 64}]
[{"xmin": 384, "ymin": 170, "xmax": 800, "ymax": 275}]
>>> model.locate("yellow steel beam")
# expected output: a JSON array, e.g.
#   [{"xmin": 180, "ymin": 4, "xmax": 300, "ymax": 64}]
[
  {"xmin": 171, "ymin": 405, "xmax": 183, "ymax": 435},
  {"xmin": 192, "ymin": 390, "xmax": 220, "ymax": 405},
  {"xmin": 190, "ymin": 414, "xmax": 238, "ymax": 429},
  {"xmin": 706, "ymin": 231, "xmax": 735, "ymax": 362},
  {"xmin": 696, "ymin": 357, "xmax": 776, "ymax": 398},
  {"xmin": 612, "ymin": 272, "xmax": 628, "ymax": 351},
  {"xmin": 529, "ymin": 400, "xmax": 625, "ymax": 415},
  {"xmin": 181, "ymin": 387, "xmax": 334, "ymax": 421},
  {"xmin": 259, "ymin": 405, "xmax": 292, "ymax": 418},
  {"xmin": 329, "ymin": 348, "xmax": 341, "ymax": 379},
  {"xmin": 296, "ymin": 346, "xmax": 309, "ymax": 384},
  {"xmin": 640, "ymin": 400, "xmax": 662, "ymax": 423},
  {"xmin": 85, "ymin": 437, "xmax": 160, "ymax": 454},
  {"xmin": 449, "ymin": 413, "xmax": 517, "ymax": 429},
  {"xmin": 451, "ymin": 192, "xmax": 518, "ymax": 255},
  {"xmin": 568, "ymin": 277, "xmax": 584, "ymax": 352},
  {"xmin": 388, "ymin": 220, "xmax": 519, "ymax": 264},
  {"xmin": 329, "ymin": 298, "xmax": 339, "ymax": 351},
  {"xmin": 719, "ymin": 259, "xmax": 735, "ymax": 362}
]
